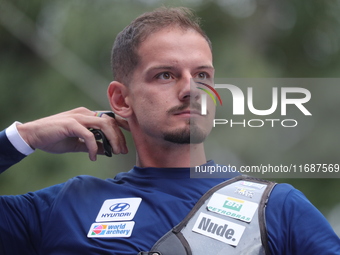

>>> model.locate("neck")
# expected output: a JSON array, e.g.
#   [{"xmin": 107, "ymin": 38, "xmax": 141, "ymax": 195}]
[{"xmin": 135, "ymin": 140, "xmax": 207, "ymax": 168}]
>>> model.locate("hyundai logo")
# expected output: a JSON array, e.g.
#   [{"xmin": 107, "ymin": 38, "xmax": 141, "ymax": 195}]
[{"xmin": 109, "ymin": 203, "xmax": 130, "ymax": 212}]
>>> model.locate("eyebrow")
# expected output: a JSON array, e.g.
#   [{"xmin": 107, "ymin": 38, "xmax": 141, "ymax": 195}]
[
  {"xmin": 196, "ymin": 65, "xmax": 215, "ymax": 71},
  {"xmin": 145, "ymin": 65, "xmax": 215, "ymax": 73},
  {"xmin": 147, "ymin": 66, "xmax": 175, "ymax": 71}
]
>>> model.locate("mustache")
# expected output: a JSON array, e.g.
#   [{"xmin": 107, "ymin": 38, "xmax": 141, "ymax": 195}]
[{"xmin": 167, "ymin": 101, "xmax": 206, "ymax": 114}]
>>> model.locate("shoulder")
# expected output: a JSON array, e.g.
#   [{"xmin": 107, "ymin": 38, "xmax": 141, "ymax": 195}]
[
  {"xmin": 266, "ymin": 182, "xmax": 323, "ymax": 222},
  {"xmin": 7, "ymin": 175, "xmax": 108, "ymax": 208},
  {"xmin": 267, "ymin": 183, "xmax": 301, "ymax": 210},
  {"xmin": 266, "ymin": 183, "xmax": 340, "ymax": 255}
]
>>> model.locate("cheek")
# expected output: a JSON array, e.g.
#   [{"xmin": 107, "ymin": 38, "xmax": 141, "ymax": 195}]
[
  {"xmin": 130, "ymin": 85, "xmax": 171, "ymax": 121},
  {"xmin": 133, "ymin": 89, "xmax": 167, "ymax": 111},
  {"xmin": 132, "ymin": 96, "xmax": 158, "ymax": 123}
]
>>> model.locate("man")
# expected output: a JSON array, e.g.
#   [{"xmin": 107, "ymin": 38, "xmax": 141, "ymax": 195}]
[{"xmin": 0, "ymin": 7, "xmax": 339, "ymax": 255}]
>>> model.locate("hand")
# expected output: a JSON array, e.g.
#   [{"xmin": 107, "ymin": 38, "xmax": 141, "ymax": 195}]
[{"xmin": 16, "ymin": 107, "xmax": 129, "ymax": 161}]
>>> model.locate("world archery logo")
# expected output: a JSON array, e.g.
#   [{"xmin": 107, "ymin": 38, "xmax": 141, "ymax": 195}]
[
  {"xmin": 91, "ymin": 224, "xmax": 107, "ymax": 235},
  {"xmin": 196, "ymin": 82, "xmax": 222, "ymax": 115},
  {"xmin": 88, "ymin": 222, "xmax": 135, "ymax": 238}
]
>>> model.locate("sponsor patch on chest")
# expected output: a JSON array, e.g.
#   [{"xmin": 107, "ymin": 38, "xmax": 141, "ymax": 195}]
[
  {"xmin": 87, "ymin": 221, "xmax": 135, "ymax": 238},
  {"xmin": 192, "ymin": 212, "xmax": 245, "ymax": 246},
  {"xmin": 207, "ymin": 193, "xmax": 258, "ymax": 222},
  {"xmin": 95, "ymin": 197, "xmax": 142, "ymax": 222}
]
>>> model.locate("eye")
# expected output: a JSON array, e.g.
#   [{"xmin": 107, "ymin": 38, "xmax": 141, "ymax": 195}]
[
  {"xmin": 197, "ymin": 72, "xmax": 209, "ymax": 80},
  {"xmin": 156, "ymin": 72, "xmax": 173, "ymax": 80}
]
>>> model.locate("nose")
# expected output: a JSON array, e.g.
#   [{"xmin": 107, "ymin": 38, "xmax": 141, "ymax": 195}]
[{"xmin": 178, "ymin": 74, "xmax": 201, "ymax": 102}]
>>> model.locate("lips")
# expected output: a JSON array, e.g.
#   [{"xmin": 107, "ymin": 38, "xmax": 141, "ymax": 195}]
[
  {"xmin": 174, "ymin": 109, "xmax": 202, "ymax": 116},
  {"xmin": 167, "ymin": 100, "xmax": 205, "ymax": 117}
]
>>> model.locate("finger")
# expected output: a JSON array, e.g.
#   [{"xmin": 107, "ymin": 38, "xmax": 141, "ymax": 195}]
[
  {"xmin": 95, "ymin": 141, "xmax": 106, "ymax": 156},
  {"xmin": 68, "ymin": 125, "xmax": 99, "ymax": 161},
  {"xmin": 98, "ymin": 118, "xmax": 128, "ymax": 155},
  {"xmin": 77, "ymin": 139, "xmax": 107, "ymax": 157},
  {"xmin": 110, "ymin": 119, "xmax": 128, "ymax": 154},
  {"xmin": 114, "ymin": 115, "xmax": 130, "ymax": 132},
  {"xmin": 69, "ymin": 110, "xmax": 129, "ymax": 155},
  {"xmin": 97, "ymin": 113, "xmax": 129, "ymax": 154},
  {"xmin": 61, "ymin": 107, "xmax": 97, "ymax": 117},
  {"xmin": 98, "ymin": 111, "xmax": 130, "ymax": 132}
]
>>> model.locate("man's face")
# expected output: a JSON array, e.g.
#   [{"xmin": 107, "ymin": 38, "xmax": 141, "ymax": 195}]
[{"xmin": 126, "ymin": 27, "xmax": 215, "ymax": 145}]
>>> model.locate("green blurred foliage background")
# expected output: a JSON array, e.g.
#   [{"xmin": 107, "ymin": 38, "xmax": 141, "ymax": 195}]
[{"xmin": 0, "ymin": 0, "xmax": 339, "ymax": 234}]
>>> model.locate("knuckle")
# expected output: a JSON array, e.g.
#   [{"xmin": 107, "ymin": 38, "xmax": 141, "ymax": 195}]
[
  {"xmin": 102, "ymin": 117, "xmax": 117, "ymax": 127},
  {"xmin": 83, "ymin": 131, "xmax": 95, "ymax": 140},
  {"xmin": 72, "ymin": 107, "xmax": 90, "ymax": 114},
  {"xmin": 65, "ymin": 118, "xmax": 80, "ymax": 128}
]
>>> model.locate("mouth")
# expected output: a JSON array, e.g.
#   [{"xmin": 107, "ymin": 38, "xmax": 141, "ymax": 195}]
[
  {"xmin": 173, "ymin": 109, "xmax": 202, "ymax": 117},
  {"xmin": 168, "ymin": 101, "xmax": 205, "ymax": 117}
]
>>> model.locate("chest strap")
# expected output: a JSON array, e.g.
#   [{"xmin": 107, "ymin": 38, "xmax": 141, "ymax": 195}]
[{"xmin": 139, "ymin": 175, "xmax": 276, "ymax": 255}]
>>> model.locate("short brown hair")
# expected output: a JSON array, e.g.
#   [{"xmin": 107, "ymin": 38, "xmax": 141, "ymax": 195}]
[{"xmin": 111, "ymin": 7, "xmax": 212, "ymax": 84}]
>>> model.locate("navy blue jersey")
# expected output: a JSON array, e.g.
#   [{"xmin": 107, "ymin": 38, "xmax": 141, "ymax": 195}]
[
  {"xmin": 0, "ymin": 130, "xmax": 26, "ymax": 172},
  {"xmin": 0, "ymin": 130, "xmax": 339, "ymax": 254}
]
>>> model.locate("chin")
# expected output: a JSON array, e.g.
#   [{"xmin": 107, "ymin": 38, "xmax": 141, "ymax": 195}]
[{"xmin": 163, "ymin": 124, "xmax": 209, "ymax": 144}]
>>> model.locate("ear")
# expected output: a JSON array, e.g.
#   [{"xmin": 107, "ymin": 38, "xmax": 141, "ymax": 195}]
[{"xmin": 107, "ymin": 81, "xmax": 133, "ymax": 118}]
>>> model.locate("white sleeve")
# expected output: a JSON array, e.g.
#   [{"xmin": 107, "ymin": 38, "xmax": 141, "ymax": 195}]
[{"xmin": 5, "ymin": 122, "xmax": 35, "ymax": 156}]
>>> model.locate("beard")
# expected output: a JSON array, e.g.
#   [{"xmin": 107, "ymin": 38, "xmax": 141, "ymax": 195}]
[
  {"xmin": 162, "ymin": 100, "xmax": 211, "ymax": 144},
  {"xmin": 162, "ymin": 119, "xmax": 207, "ymax": 144}
]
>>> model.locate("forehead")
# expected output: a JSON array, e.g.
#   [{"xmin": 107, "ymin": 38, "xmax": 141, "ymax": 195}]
[{"xmin": 136, "ymin": 27, "xmax": 213, "ymax": 69}]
